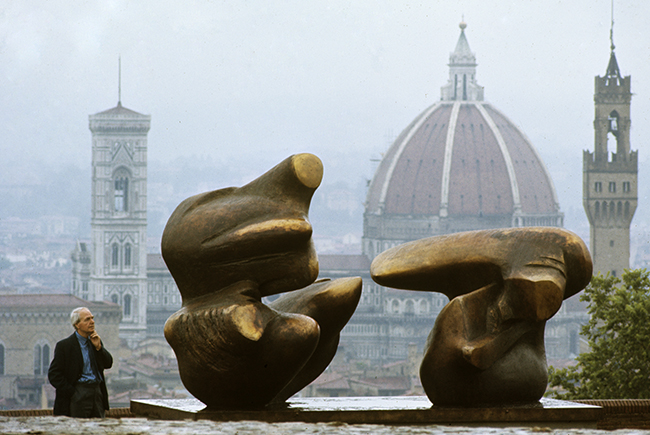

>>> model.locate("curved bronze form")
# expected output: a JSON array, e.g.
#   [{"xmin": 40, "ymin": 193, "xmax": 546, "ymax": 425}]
[
  {"xmin": 162, "ymin": 154, "xmax": 361, "ymax": 409},
  {"xmin": 371, "ymin": 227, "xmax": 592, "ymax": 406}
]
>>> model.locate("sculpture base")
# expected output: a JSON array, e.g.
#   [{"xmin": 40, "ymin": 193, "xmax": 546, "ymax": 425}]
[{"xmin": 131, "ymin": 396, "xmax": 602, "ymax": 428}]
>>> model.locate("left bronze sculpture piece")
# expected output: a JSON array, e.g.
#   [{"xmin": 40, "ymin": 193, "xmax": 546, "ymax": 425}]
[{"xmin": 162, "ymin": 154, "xmax": 361, "ymax": 409}]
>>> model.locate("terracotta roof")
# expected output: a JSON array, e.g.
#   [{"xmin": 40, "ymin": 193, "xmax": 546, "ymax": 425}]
[
  {"xmin": 354, "ymin": 376, "xmax": 410, "ymax": 390},
  {"xmin": 0, "ymin": 294, "xmax": 118, "ymax": 308},
  {"xmin": 366, "ymin": 102, "xmax": 559, "ymax": 217},
  {"xmin": 365, "ymin": 24, "xmax": 560, "ymax": 224},
  {"xmin": 309, "ymin": 373, "xmax": 350, "ymax": 390}
]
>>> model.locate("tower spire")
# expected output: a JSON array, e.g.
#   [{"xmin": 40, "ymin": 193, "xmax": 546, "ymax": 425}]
[
  {"xmin": 118, "ymin": 56, "xmax": 122, "ymax": 107},
  {"xmin": 604, "ymin": 0, "xmax": 622, "ymax": 86},
  {"xmin": 610, "ymin": 0, "xmax": 615, "ymax": 51}
]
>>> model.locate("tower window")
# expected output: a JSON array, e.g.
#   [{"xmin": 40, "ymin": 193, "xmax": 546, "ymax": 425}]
[
  {"xmin": 124, "ymin": 243, "xmax": 132, "ymax": 268},
  {"xmin": 594, "ymin": 182, "xmax": 602, "ymax": 193},
  {"xmin": 609, "ymin": 182, "xmax": 616, "ymax": 193},
  {"xmin": 114, "ymin": 177, "xmax": 129, "ymax": 212},
  {"xmin": 124, "ymin": 294, "xmax": 132, "ymax": 317},
  {"xmin": 623, "ymin": 181, "xmax": 630, "ymax": 193},
  {"xmin": 610, "ymin": 240, "xmax": 615, "ymax": 247},
  {"xmin": 608, "ymin": 111, "xmax": 619, "ymax": 135},
  {"xmin": 111, "ymin": 243, "xmax": 119, "ymax": 268}
]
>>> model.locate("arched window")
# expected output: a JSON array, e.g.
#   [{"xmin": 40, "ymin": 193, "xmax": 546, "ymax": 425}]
[
  {"xmin": 124, "ymin": 294, "xmax": 132, "ymax": 317},
  {"xmin": 419, "ymin": 300, "xmax": 429, "ymax": 315},
  {"xmin": 111, "ymin": 294, "xmax": 118, "ymax": 304},
  {"xmin": 111, "ymin": 243, "xmax": 119, "ymax": 268},
  {"xmin": 0, "ymin": 343, "xmax": 5, "ymax": 375},
  {"xmin": 625, "ymin": 201, "xmax": 630, "ymax": 219},
  {"xmin": 124, "ymin": 243, "xmax": 132, "ymax": 267},
  {"xmin": 391, "ymin": 299, "xmax": 400, "ymax": 314},
  {"xmin": 114, "ymin": 177, "xmax": 129, "ymax": 212},
  {"xmin": 608, "ymin": 111, "xmax": 619, "ymax": 135},
  {"xmin": 34, "ymin": 345, "xmax": 42, "ymax": 375},
  {"xmin": 42, "ymin": 344, "xmax": 50, "ymax": 375},
  {"xmin": 405, "ymin": 299, "xmax": 415, "ymax": 315},
  {"xmin": 594, "ymin": 201, "xmax": 600, "ymax": 219},
  {"xmin": 33, "ymin": 343, "xmax": 50, "ymax": 375}
]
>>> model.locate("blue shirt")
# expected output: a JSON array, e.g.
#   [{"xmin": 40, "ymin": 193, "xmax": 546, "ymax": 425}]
[{"xmin": 75, "ymin": 331, "xmax": 100, "ymax": 383}]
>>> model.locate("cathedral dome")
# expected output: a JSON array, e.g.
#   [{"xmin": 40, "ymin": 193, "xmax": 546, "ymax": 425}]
[{"xmin": 363, "ymin": 23, "xmax": 562, "ymax": 259}]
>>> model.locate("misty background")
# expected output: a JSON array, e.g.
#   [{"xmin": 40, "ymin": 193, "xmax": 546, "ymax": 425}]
[{"xmin": 1, "ymin": 1, "xmax": 649, "ymax": 258}]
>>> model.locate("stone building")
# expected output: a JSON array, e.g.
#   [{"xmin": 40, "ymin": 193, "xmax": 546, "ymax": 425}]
[
  {"xmin": 583, "ymin": 33, "xmax": 637, "ymax": 277},
  {"xmin": 0, "ymin": 295, "xmax": 121, "ymax": 409},
  {"xmin": 145, "ymin": 253, "xmax": 182, "ymax": 338}
]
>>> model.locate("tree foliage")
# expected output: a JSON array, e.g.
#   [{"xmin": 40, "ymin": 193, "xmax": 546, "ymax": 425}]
[{"xmin": 547, "ymin": 269, "xmax": 650, "ymax": 399}]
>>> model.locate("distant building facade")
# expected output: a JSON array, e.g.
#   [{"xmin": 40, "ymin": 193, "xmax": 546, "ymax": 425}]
[
  {"xmin": 0, "ymin": 295, "xmax": 120, "ymax": 409},
  {"xmin": 583, "ymin": 38, "xmax": 637, "ymax": 277}
]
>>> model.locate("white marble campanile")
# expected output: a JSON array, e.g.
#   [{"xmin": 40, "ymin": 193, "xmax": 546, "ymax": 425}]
[{"xmin": 87, "ymin": 99, "xmax": 151, "ymax": 347}]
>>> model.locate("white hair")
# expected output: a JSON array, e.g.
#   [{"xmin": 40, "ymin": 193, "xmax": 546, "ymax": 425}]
[{"xmin": 70, "ymin": 307, "xmax": 89, "ymax": 329}]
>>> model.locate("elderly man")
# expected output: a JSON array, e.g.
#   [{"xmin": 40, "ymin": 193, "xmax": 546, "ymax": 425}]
[{"xmin": 48, "ymin": 307, "xmax": 113, "ymax": 417}]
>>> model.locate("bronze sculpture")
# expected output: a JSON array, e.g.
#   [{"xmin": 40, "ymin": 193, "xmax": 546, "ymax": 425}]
[
  {"xmin": 162, "ymin": 154, "xmax": 361, "ymax": 409},
  {"xmin": 371, "ymin": 227, "xmax": 592, "ymax": 406}
]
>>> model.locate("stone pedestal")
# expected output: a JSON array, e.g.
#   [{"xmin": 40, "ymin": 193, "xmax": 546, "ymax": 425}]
[{"xmin": 131, "ymin": 396, "xmax": 602, "ymax": 428}]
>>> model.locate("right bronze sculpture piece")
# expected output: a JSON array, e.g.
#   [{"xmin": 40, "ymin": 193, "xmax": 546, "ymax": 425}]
[{"xmin": 371, "ymin": 228, "xmax": 592, "ymax": 406}]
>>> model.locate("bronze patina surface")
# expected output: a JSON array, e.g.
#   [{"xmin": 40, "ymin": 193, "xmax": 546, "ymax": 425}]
[
  {"xmin": 162, "ymin": 154, "xmax": 361, "ymax": 409},
  {"xmin": 371, "ymin": 227, "xmax": 592, "ymax": 407}
]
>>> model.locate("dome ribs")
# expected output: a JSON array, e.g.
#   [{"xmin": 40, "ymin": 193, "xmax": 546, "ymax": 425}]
[
  {"xmin": 363, "ymin": 22, "xmax": 563, "ymax": 245},
  {"xmin": 383, "ymin": 103, "xmax": 450, "ymax": 215},
  {"xmin": 482, "ymin": 105, "xmax": 559, "ymax": 214},
  {"xmin": 366, "ymin": 99, "xmax": 561, "ymax": 220},
  {"xmin": 447, "ymin": 104, "xmax": 513, "ymax": 217}
]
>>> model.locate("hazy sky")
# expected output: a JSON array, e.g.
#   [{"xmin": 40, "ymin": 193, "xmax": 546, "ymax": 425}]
[{"xmin": 1, "ymin": 1, "xmax": 649, "ymax": 235}]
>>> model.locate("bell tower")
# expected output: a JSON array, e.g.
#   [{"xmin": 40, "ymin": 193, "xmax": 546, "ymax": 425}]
[
  {"xmin": 87, "ymin": 97, "xmax": 151, "ymax": 347},
  {"xmin": 583, "ymin": 21, "xmax": 637, "ymax": 277}
]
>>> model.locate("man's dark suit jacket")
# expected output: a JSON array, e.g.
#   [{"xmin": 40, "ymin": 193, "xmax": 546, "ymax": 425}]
[{"xmin": 47, "ymin": 332, "xmax": 113, "ymax": 416}]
